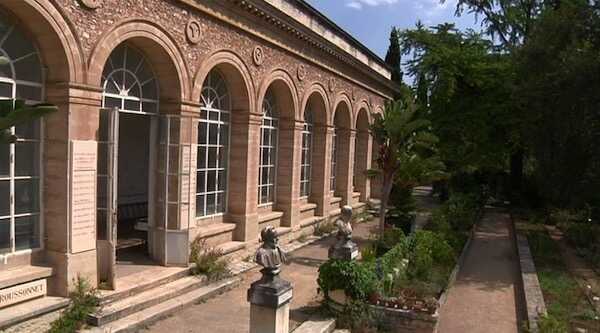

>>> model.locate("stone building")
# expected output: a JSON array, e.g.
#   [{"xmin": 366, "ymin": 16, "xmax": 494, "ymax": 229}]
[{"xmin": 0, "ymin": 0, "xmax": 396, "ymax": 326}]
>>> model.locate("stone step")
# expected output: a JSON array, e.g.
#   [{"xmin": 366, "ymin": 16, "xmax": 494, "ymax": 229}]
[
  {"xmin": 0, "ymin": 265, "xmax": 53, "ymax": 290},
  {"xmin": 292, "ymin": 317, "xmax": 336, "ymax": 333},
  {"xmin": 195, "ymin": 222, "xmax": 236, "ymax": 239},
  {"xmin": 97, "ymin": 265, "xmax": 191, "ymax": 305},
  {"xmin": 300, "ymin": 215, "xmax": 326, "ymax": 228},
  {"xmin": 88, "ymin": 275, "xmax": 208, "ymax": 327},
  {"xmin": 215, "ymin": 241, "xmax": 246, "ymax": 256},
  {"xmin": 0, "ymin": 296, "xmax": 69, "ymax": 330},
  {"xmin": 82, "ymin": 277, "xmax": 240, "ymax": 333}
]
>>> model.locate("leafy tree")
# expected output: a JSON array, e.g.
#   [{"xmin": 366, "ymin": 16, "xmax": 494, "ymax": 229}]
[
  {"xmin": 384, "ymin": 27, "xmax": 403, "ymax": 85},
  {"xmin": 371, "ymin": 99, "xmax": 441, "ymax": 238},
  {"xmin": 400, "ymin": 24, "xmax": 516, "ymax": 180},
  {"xmin": 0, "ymin": 56, "xmax": 57, "ymax": 144},
  {"xmin": 516, "ymin": 0, "xmax": 600, "ymax": 208}
]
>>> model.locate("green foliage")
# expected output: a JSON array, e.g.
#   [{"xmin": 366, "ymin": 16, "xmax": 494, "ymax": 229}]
[
  {"xmin": 189, "ymin": 238, "xmax": 231, "ymax": 281},
  {"xmin": 384, "ymin": 27, "xmax": 403, "ymax": 86},
  {"xmin": 401, "ymin": 24, "xmax": 516, "ymax": 178},
  {"xmin": 318, "ymin": 260, "xmax": 378, "ymax": 301},
  {"xmin": 536, "ymin": 314, "xmax": 569, "ymax": 333},
  {"xmin": 49, "ymin": 276, "xmax": 99, "ymax": 333},
  {"xmin": 405, "ymin": 231, "xmax": 455, "ymax": 280},
  {"xmin": 0, "ymin": 99, "xmax": 57, "ymax": 144},
  {"xmin": 525, "ymin": 228, "xmax": 599, "ymax": 330},
  {"xmin": 314, "ymin": 221, "xmax": 336, "ymax": 236},
  {"xmin": 371, "ymin": 98, "xmax": 443, "ymax": 238},
  {"xmin": 516, "ymin": 0, "xmax": 600, "ymax": 209}
]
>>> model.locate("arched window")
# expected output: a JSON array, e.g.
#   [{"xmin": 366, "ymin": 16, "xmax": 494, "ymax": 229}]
[
  {"xmin": 300, "ymin": 109, "xmax": 313, "ymax": 198},
  {"xmin": 330, "ymin": 127, "xmax": 337, "ymax": 192},
  {"xmin": 197, "ymin": 70, "xmax": 230, "ymax": 217},
  {"xmin": 258, "ymin": 90, "xmax": 278, "ymax": 205},
  {"xmin": 0, "ymin": 16, "xmax": 44, "ymax": 254},
  {"xmin": 101, "ymin": 45, "xmax": 158, "ymax": 114}
]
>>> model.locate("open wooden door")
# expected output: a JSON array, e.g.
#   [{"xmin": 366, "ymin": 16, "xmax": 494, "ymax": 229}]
[{"xmin": 97, "ymin": 107, "xmax": 119, "ymax": 290}]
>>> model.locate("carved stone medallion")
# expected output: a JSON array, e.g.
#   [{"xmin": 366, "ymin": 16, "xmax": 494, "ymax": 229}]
[
  {"xmin": 79, "ymin": 0, "xmax": 102, "ymax": 9},
  {"xmin": 297, "ymin": 64, "xmax": 306, "ymax": 81},
  {"xmin": 253, "ymin": 46, "xmax": 264, "ymax": 66},
  {"xmin": 185, "ymin": 19, "xmax": 202, "ymax": 44},
  {"xmin": 328, "ymin": 77, "xmax": 335, "ymax": 93}
]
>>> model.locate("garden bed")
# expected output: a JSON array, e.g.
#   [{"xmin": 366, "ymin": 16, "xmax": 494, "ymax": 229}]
[
  {"xmin": 515, "ymin": 221, "xmax": 600, "ymax": 332},
  {"xmin": 318, "ymin": 192, "xmax": 483, "ymax": 332}
]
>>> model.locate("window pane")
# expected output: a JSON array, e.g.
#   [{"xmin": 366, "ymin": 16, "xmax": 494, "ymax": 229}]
[
  {"xmin": 220, "ymin": 125, "xmax": 229, "ymax": 146},
  {"xmin": 216, "ymin": 193, "xmax": 225, "ymax": 213},
  {"xmin": 15, "ymin": 119, "xmax": 39, "ymax": 140},
  {"xmin": 0, "ymin": 181, "xmax": 8, "ymax": 216},
  {"xmin": 198, "ymin": 122, "xmax": 207, "ymax": 144},
  {"xmin": 16, "ymin": 84, "xmax": 42, "ymax": 102},
  {"xmin": 15, "ymin": 141, "xmax": 39, "ymax": 177},
  {"xmin": 207, "ymin": 171, "xmax": 216, "ymax": 192},
  {"xmin": 196, "ymin": 195, "xmax": 205, "ymax": 217},
  {"xmin": 209, "ymin": 111, "xmax": 219, "ymax": 121},
  {"xmin": 260, "ymin": 187, "xmax": 268, "ymax": 204},
  {"xmin": 197, "ymin": 147, "xmax": 206, "ymax": 169},
  {"xmin": 15, "ymin": 215, "xmax": 39, "ymax": 250},
  {"xmin": 15, "ymin": 179, "xmax": 39, "ymax": 214},
  {"xmin": 218, "ymin": 147, "xmax": 227, "ymax": 168},
  {"xmin": 218, "ymin": 170, "xmax": 226, "ymax": 191},
  {"xmin": 0, "ymin": 144, "xmax": 8, "ymax": 178},
  {"xmin": 209, "ymin": 124, "xmax": 218, "ymax": 144},
  {"xmin": 206, "ymin": 194, "xmax": 216, "ymax": 215},
  {"xmin": 0, "ymin": 82, "xmax": 12, "ymax": 98},
  {"xmin": 13, "ymin": 55, "xmax": 42, "ymax": 83},
  {"xmin": 208, "ymin": 147, "xmax": 217, "ymax": 168},
  {"xmin": 0, "ymin": 219, "xmax": 10, "ymax": 254},
  {"xmin": 196, "ymin": 171, "xmax": 206, "ymax": 193},
  {"xmin": 124, "ymin": 99, "xmax": 140, "ymax": 112},
  {"xmin": 104, "ymin": 96, "xmax": 121, "ymax": 110}
]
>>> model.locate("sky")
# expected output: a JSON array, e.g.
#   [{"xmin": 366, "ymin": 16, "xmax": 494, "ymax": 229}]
[{"xmin": 306, "ymin": 0, "xmax": 482, "ymax": 59}]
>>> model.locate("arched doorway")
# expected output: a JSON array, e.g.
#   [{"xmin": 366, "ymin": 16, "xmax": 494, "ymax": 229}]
[
  {"xmin": 98, "ymin": 43, "xmax": 161, "ymax": 283},
  {"xmin": 332, "ymin": 101, "xmax": 352, "ymax": 205},
  {"xmin": 354, "ymin": 108, "xmax": 371, "ymax": 202}
]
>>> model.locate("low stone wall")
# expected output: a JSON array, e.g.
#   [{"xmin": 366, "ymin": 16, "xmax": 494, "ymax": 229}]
[{"xmin": 513, "ymin": 228, "xmax": 547, "ymax": 332}]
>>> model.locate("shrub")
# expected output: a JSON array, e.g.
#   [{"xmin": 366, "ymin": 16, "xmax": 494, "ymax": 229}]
[
  {"xmin": 318, "ymin": 260, "xmax": 378, "ymax": 301},
  {"xmin": 314, "ymin": 221, "xmax": 336, "ymax": 236},
  {"xmin": 49, "ymin": 276, "xmax": 99, "ymax": 333},
  {"xmin": 189, "ymin": 238, "xmax": 231, "ymax": 281},
  {"xmin": 564, "ymin": 223, "xmax": 597, "ymax": 249},
  {"xmin": 405, "ymin": 231, "xmax": 455, "ymax": 280}
]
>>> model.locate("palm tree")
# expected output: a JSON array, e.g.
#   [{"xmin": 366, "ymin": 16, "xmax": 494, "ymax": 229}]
[
  {"xmin": 0, "ymin": 56, "xmax": 57, "ymax": 144},
  {"xmin": 371, "ymin": 99, "xmax": 443, "ymax": 238}
]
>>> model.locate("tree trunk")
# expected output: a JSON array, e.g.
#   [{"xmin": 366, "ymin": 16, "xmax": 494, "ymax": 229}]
[
  {"xmin": 379, "ymin": 172, "xmax": 394, "ymax": 239},
  {"xmin": 510, "ymin": 149, "xmax": 524, "ymax": 203}
]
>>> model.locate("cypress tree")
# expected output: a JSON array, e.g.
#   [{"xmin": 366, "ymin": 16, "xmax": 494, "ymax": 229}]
[{"xmin": 384, "ymin": 27, "xmax": 403, "ymax": 85}]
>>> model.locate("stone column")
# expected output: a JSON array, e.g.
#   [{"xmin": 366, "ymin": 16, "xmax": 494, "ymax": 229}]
[
  {"xmin": 44, "ymin": 82, "xmax": 102, "ymax": 296},
  {"xmin": 370, "ymin": 139, "xmax": 382, "ymax": 200},
  {"xmin": 355, "ymin": 129, "xmax": 372, "ymax": 202},
  {"xmin": 336, "ymin": 128, "xmax": 356, "ymax": 206},
  {"xmin": 276, "ymin": 119, "xmax": 302, "ymax": 228},
  {"xmin": 229, "ymin": 112, "xmax": 262, "ymax": 242},
  {"xmin": 310, "ymin": 124, "xmax": 332, "ymax": 216}
]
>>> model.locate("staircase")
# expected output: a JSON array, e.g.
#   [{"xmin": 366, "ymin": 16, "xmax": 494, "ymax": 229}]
[{"xmin": 85, "ymin": 266, "xmax": 239, "ymax": 332}]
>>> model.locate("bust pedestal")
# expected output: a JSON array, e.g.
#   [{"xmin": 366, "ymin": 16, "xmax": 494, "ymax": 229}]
[
  {"xmin": 328, "ymin": 240, "xmax": 359, "ymax": 261},
  {"xmin": 247, "ymin": 269, "xmax": 293, "ymax": 333}
]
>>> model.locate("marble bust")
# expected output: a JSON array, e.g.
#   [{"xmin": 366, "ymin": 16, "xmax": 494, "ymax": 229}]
[
  {"xmin": 329, "ymin": 205, "xmax": 359, "ymax": 260},
  {"xmin": 255, "ymin": 226, "xmax": 287, "ymax": 276}
]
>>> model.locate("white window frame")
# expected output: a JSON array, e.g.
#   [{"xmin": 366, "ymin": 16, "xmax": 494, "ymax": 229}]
[
  {"xmin": 101, "ymin": 45, "xmax": 159, "ymax": 116},
  {"xmin": 0, "ymin": 22, "xmax": 45, "ymax": 257},
  {"xmin": 258, "ymin": 91, "xmax": 278, "ymax": 206},
  {"xmin": 196, "ymin": 71, "xmax": 231, "ymax": 218},
  {"xmin": 300, "ymin": 110, "xmax": 313, "ymax": 198}
]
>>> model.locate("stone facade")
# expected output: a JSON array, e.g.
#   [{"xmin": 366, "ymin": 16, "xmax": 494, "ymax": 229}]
[{"xmin": 0, "ymin": 0, "xmax": 395, "ymax": 298}]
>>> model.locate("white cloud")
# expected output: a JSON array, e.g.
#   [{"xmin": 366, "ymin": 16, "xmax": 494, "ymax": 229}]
[{"xmin": 345, "ymin": 0, "xmax": 400, "ymax": 10}]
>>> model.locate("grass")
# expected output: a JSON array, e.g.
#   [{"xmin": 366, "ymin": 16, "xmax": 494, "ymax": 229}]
[{"xmin": 524, "ymin": 228, "xmax": 599, "ymax": 331}]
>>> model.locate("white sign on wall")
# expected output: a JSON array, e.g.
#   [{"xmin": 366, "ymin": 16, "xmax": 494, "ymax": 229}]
[
  {"xmin": 0, "ymin": 279, "xmax": 46, "ymax": 309},
  {"xmin": 70, "ymin": 140, "xmax": 98, "ymax": 254}
]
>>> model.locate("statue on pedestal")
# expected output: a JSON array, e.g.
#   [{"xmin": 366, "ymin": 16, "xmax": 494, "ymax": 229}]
[
  {"xmin": 329, "ymin": 205, "xmax": 359, "ymax": 260},
  {"xmin": 248, "ymin": 226, "xmax": 293, "ymax": 310}
]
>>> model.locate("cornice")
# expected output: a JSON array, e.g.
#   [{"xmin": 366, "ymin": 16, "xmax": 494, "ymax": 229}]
[{"xmin": 175, "ymin": 0, "xmax": 399, "ymax": 99}]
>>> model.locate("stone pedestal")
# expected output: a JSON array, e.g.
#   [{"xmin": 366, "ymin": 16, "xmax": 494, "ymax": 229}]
[
  {"xmin": 247, "ymin": 270, "xmax": 293, "ymax": 333},
  {"xmin": 328, "ymin": 240, "xmax": 359, "ymax": 261}
]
